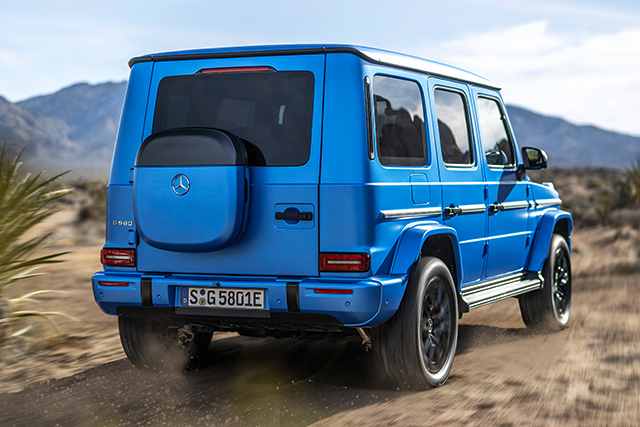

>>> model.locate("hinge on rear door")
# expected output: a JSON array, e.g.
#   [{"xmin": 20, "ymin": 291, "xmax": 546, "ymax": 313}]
[{"xmin": 128, "ymin": 230, "xmax": 138, "ymax": 246}]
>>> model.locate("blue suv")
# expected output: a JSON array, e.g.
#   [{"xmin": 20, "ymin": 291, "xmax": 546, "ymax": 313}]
[{"xmin": 92, "ymin": 45, "xmax": 572, "ymax": 389}]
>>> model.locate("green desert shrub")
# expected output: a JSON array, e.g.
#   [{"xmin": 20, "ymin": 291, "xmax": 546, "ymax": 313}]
[{"xmin": 0, "ymin": 143, "xmax": 73, "ymax": 351}]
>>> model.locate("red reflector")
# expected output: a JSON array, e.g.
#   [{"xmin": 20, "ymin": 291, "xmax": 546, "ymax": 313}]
[
  {"xmin": 98, "ymin": 281, "xmax": 130, "ymax": 287},
  {"xmin": 314, "ymin": 289, "xmax": 354, "ymax": 295},
  {"xmin": 100, "ymin": 248, "xmax": 135, "ymax": 267},
  {"xmin": 199, "ymin": 66, "xmax": 274, "ymax": 74},
  {"xmin": 319, "ymin": 253, "xmax": 370, "ymax": 272}
]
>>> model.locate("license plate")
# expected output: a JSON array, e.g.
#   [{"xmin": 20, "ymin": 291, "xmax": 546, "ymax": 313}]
[{"xmin": 181, "ymin": 287, "xmax": 265, "ymax": 310}]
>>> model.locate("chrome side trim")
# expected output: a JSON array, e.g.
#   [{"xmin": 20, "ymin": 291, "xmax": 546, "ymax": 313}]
[
  {"xmin": 459, "ymin": 204, "xmax": 487, "ymax": 214},
  {"xmin": 536, "ymin": 198, "xmax": 562, "ymax": 208},
  {"xmin": 501, "ymin": 201, "xmax": 530, "ymax": 211},
  {"xmin": 381, "ymin": 207, "xmax": 442, "ymax": 220},
  {"xmin": 460, "ymin": 272, "xmax": 542, "ymax": 310}
]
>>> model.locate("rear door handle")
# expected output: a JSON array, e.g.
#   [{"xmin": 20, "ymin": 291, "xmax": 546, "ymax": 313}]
[
  {"xmin": 275, "ymin": 211, "xmax": 313, "ymax": 221},
  {"xmin": 445, "ymin": 206, "xmax": 462, "ymax": 216}
]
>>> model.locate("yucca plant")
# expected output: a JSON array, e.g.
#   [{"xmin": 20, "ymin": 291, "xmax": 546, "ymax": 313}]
[{"xmin": 0, "ymin": 142, "xmax": 73, "ymax": 351}]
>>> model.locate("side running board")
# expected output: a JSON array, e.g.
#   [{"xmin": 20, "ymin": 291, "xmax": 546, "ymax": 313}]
[{"xmin": 460, "ymin": 272, "xmax": 543, "ymax": 311}]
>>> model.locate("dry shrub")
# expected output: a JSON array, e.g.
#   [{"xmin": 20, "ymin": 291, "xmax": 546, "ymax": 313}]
[
  {"xmin": 571, "ymin": 226, "xmax": 640, "ymax": 277},
  {"xmin": 68, "ymin": 178, "xmax": 107, "ymax": 223}
]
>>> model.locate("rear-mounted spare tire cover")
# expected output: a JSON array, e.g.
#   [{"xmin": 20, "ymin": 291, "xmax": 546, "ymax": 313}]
[{"xmin": 133, "ymin": 128, "xmax": 249, "ymax": 252}]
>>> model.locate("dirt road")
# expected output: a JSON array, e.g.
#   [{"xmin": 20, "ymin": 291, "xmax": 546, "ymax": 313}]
[{"xmin": 1, "ymin": 260, "xmax": 638, "ymax": 426}]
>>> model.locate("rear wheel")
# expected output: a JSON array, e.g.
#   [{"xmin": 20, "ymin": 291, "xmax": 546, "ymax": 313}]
[
  {"xmin": 373, "ymin": 257, "xmax": 458, "ymax": 389},
  {"xmin": 118, "ymin": 316, "xmax": 213, "ymax": 371},
  {"xmin": 519, "ymin": 234, "xmax": 572, "ymax": 331}
]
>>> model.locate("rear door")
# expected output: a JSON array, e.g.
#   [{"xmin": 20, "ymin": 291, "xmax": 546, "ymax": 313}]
[
  {"xmin": 134, "ymin": 53, "xmax": 325, "ymax": 276},
  {"xmin": 428, "ymin": 78, "xmax": 487, "ymax": 285}
]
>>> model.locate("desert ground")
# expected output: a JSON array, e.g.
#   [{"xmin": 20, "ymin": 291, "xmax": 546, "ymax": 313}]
[{"xmin": 0, "ymin": 196, "xmax": 639, "ymax": 426}]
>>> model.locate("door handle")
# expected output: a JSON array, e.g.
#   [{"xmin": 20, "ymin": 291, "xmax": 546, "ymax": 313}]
[
  {"xmin": 276, "ymin": 211, "xmax": 313, "ymax": 221},
  {"xmin": 490, "ymin": 203, "xmax": 504, "ymax": 213},
  {"xmin": 445, "ymin": 206, "xmax": 462, "ymax": 216}
]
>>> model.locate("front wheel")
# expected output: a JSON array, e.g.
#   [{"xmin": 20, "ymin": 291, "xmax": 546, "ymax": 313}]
[
  {"xmin": 519, "ymin": 234, "xmax": 572, "ymax": 331},
  {"xmin": 373, "ymin": 257, "xmax": 458, "ymax": 389},
  {"xmin": 118, "ymin": 316, "xmax": 213, "ymax": 371}
]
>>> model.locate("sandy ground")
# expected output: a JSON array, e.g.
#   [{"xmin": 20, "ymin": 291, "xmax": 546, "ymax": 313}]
[{"xmin": 0, "ymin": 209, "xmax": 638, "ymax": 425}]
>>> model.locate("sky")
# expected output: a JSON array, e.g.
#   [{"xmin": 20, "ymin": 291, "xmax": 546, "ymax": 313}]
[{"xmin": 1, "ymin": 0, "xmax": 640, "ymax": 136}]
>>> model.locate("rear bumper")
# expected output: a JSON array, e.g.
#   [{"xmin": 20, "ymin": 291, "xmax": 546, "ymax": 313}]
[{"xmin": 91, "ymin": 272, "xmax": 407, "ymax": 328}]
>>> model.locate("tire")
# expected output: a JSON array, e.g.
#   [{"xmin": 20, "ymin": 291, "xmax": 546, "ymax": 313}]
[
  {"xmin": 118, "ymin": 316, "xmax": 213, "ymax": 371},
  {"xmin": 373, "ymin": 257, "xmax": 458, "ymax": 389},
  {"xmin": 519, "ymin": 234, "xmax": 572, "ymax": 331}
]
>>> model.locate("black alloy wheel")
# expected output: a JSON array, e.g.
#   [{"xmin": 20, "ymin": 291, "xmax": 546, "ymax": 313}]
[
  {"xmin": 421, "ymin": 277, "xmax": 453, "ymax": 374},
  {"xmin": 373, "ymin": 256, "xmax": 458, "ymax": 389}
]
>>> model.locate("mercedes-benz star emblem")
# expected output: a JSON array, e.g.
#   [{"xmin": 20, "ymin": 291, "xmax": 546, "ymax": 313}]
[{"xmin": 172, "ymin": 174, "xmax": 190, "ymax": 196}]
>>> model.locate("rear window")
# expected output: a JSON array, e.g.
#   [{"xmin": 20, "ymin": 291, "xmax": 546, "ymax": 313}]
[{"xmin": 152, "ymin": 71, "xmax": 314, "ymax": 166}]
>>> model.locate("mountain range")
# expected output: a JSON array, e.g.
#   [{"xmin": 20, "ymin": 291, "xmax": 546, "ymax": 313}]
[
  {"xmin": 1, "ymin": 81, "xmax": 639, "ymax": 177},
  {"xmin": 0, "ymin": 82, "xmax": 126, "ymax": 177}
]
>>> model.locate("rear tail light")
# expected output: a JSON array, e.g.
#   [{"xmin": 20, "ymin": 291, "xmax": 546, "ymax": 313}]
[
  {"xmin": 100, "ymin": 248, "xmax": 135, "ymax": 267},
  {"xmin": 319, "ymin": 253, "xmax": 370, "ymax": 272},
  {"xmin": 199, "ymin": 66, "xmax": 275, "ymax": 74}
]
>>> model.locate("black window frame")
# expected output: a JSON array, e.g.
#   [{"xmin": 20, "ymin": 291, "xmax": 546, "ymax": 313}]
[
  {"xmin": 433, "ymin": 86, "xmax": 475, "ymax": 168},
  {"xmin": 476, "ymin": 95, "xmax": 517, "ymax": 169}
]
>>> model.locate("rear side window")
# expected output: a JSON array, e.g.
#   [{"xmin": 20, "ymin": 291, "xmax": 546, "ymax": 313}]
[
  {"xmin": 373, "ymin": 76, "xmax": 427, "ymax": 166},
  {"xmin": 477, "ymin": 97, "xmax": 516, "ymax": 167},
  {"xmin": 434, "ymin": 88, "xmax": 473, "ymax": 166},
  {"xmin": 152, "ymin": 71, "xmax": 314, "ymax": 166}
]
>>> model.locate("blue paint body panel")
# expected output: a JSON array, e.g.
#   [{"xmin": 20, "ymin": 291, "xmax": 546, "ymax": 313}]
[
  {"xmin": 93, "ymin": 271, "xmax": 406, "ymax": 327},
  {"xmin": 93, "ymin": 44, "xmax": 571, "ymax": 332}
]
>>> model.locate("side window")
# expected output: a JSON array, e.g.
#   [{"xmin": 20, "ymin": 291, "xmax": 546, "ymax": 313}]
[
  {"xmin": 477, "ymin": 97, "xmax": 516, "ymax": 167},
  {"xmin": 434, "ymin": 88, "xmax": 473, "ymax": 166},
  {"xmin": 373, "ymin": 76, "xmax": 427, "ymax": 166}
]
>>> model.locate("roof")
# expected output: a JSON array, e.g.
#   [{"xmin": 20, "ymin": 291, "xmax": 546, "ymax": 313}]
[{"xmin": 129, "ymin": 44, "xmax": 499, "ymax": 90}]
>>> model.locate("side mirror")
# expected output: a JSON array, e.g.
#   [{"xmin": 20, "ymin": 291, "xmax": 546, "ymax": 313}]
[{"xmin": 521, "ymin": 147, "xmax": 548, "ymax": 170}]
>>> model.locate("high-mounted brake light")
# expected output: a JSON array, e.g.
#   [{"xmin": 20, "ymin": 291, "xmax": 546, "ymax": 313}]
[
  {"xmin": 319, "ymin": 253, "xmax": 370, "ymax": 272},
  {"xmin": 199, "ymin": 66, "xmax": 275, "ymax": 74},
  {"xmin": 100, "ymin": 248, "xmax": 135, "ymax": 267}
]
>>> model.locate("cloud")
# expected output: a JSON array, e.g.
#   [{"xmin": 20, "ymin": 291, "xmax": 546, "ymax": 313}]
[
  {"xmin": 1, "ymin": 3, "xmax": 639, "ymax": 138},
  {"xmin": 430, "ymin": 21, "xmax": 640, "ymax": 136}
]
